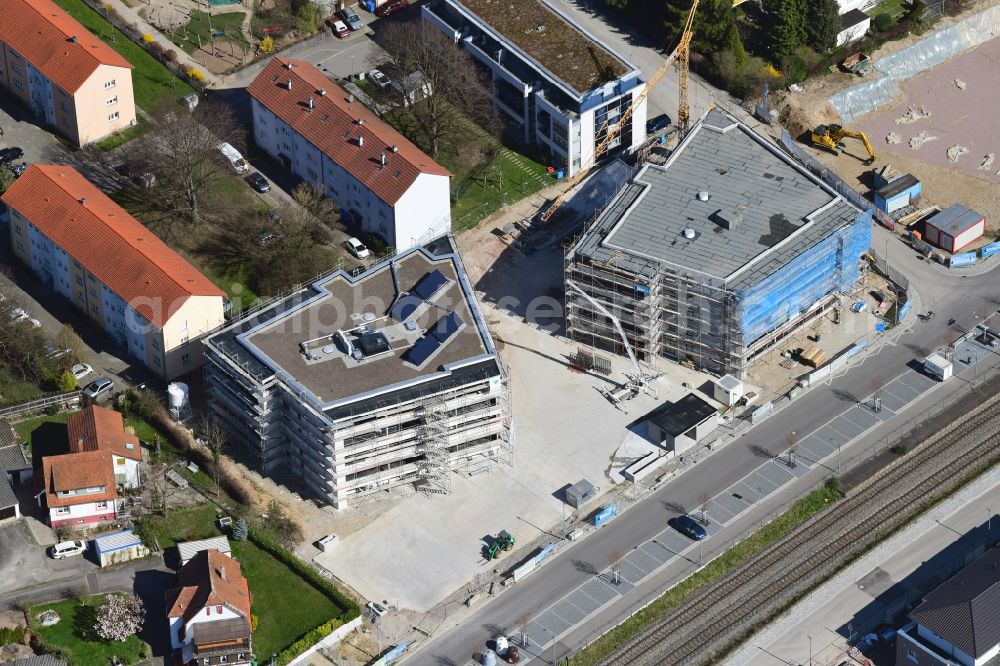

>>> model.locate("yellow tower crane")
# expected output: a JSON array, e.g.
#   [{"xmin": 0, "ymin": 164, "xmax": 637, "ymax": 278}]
[{"xmin": 541, "ymin": 1, "xmax": 751, "ymax": 223}]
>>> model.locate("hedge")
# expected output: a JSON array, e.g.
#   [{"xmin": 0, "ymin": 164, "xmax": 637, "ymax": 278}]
[{"xmin": 274, "ymin": 618, "xmax": 344, "ymax": 665}]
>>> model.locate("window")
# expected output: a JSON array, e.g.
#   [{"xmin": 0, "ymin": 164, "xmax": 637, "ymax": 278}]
[
  {"xmin": 153, "ymin": 355, "xmax": 162, "ymax": 367},
  {"xmin": 95, "ymin": 501, "xmax": 108, "ymax": 509},
  {"xmin": 152, "ymin": 338, "xmax": 160, "ymax": 350},
  {"xmin": 108, "ymin": 111, "xmax": 119, "ymax": 122},
  {"xmin": 89, "ymin": 287, "xmax": 97, "ymax": 297},
  {"xmin": 115, "ymin": 457, "xmax": 126, "ymax": 466},
  {"xmin": 182, "ymin": 353, "xmax": 191, "ymax": 366},
  {"xmin": 56, "ymin": 506, "xmax": 70, "ymax": 515},
  {"xmin": 14, "ymin": 225, "xmax": 21, "ymax": 236},
  {"xmin": 106, "ymin": 96, "xmax": 117, "ymax": 106},
  {"xmin": 105, "ymin": 79, "xmax": 116, "ymax": 89},
  {"xmin": 60, "ymin": 101, "xmax": 68, "ymax": 112},
  {"xmin": 238, "ymin": 654, "xmax": 245, "ymax": 661},
  {"xmin": 220, "ymin": 657, "xmax": 228, "ymax": 664},
  {"xmin": 15, "ymin": 80, "xmax": 22, "ymax": 90},
  {"xmin": 217, "ymin": 606, "xmax": 223, "ymax": 614},
  {"xmin": 906, "ymin": 648, "xmax": 918, "ymax": 663},
  {"xmin": 76, "ymin": 276, "xmax": 84, "ymax": 286},
  {"xmin": 11, "ymin": 63, "xmax": 21, "ymax": 75}
]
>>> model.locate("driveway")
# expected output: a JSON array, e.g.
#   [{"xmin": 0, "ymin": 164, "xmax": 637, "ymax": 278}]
[{"xmin": 0, "ymin": 521, "xmax": 97, "ymax": 599}]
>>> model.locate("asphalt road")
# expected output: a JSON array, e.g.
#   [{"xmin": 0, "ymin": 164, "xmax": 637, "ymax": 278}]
[{"xmin": 419, "ymin": 220, "xmax": 999, "ymax": 665}]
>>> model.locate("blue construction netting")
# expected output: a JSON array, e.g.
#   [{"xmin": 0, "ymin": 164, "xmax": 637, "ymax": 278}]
[{"xmin": 736, "ymin": 211, "xmax": 872, "ymax": 343}]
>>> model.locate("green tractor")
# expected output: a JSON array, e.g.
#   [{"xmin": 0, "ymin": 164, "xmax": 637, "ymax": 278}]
[{"xmin": 487, "ymin": 530, "xmax": 516, "ymax": 559}]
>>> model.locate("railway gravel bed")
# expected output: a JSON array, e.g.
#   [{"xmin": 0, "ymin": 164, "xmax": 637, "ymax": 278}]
[{"xmin": 601, "ymin": 390, "xmax": 1000, "ymax": 666}]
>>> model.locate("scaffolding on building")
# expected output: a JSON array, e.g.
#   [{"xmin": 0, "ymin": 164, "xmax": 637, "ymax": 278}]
[{"xmin": 415, "ymin": 395, "xmax": 452, "ymax": 496}]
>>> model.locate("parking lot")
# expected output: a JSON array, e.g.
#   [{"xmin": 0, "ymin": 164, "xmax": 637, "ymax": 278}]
[{"xmin": 0, "ymin": 521, "xmax": 97, "ymax": 599}]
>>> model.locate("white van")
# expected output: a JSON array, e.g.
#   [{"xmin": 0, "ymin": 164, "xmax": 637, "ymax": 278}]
[{"xmin": 217, "ymin": 142, "xmax": 249, "ymax": 174}]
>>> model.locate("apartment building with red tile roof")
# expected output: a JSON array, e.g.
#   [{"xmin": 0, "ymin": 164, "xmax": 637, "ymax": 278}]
[
  {"xmin": 166, "ymin": 549, "xmax": 253, "ymax": 666},
  {"xmin": 0, "ymin": 0, "xmax": 137, "ymax": 145},
  {"xmin": 248, "ymin": 58, "xmax": 452, "ymax": 252},
  {"xmin": 3, "ymin": 165, "xmax": 226, "ymax": 379}
]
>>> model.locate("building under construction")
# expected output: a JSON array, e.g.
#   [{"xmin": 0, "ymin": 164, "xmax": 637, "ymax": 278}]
[
  {"xmin": 204, "ymin": 237, "xmax": 511, "ymax": 509},
  {"xmin": 565, "ymin": 108, "xmax": 872, "ymax": 379}
]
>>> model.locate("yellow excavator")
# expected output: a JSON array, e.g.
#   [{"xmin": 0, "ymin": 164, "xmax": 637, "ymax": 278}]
[{"xmin": 811, "ymin": 124, "xmax": 876, "ymax": 165}]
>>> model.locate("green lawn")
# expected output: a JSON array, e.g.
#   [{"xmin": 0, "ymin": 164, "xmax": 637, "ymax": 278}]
[
  {"xmin": 0, "ymin": 368, "xmax": 49, "ymax": 409},
  {"xmin": 95, "ymin": 118, "xmax": 152, "ymax": 151},
  {"xmin": 571, "ymin": 480, "xmax": 843, "ymax": 665},
  {"xmin": 136, "ymin": 503, "xmax": 222, "ymax": 549},
  {"xmin": 31, "ymin": 596, "xmax": 149, "ymax": 666},
  {"xmin": 13, "ymin": 411, "xmax": 75, "ymax": 452},
  {"xmin": 867, "ymin": 0, "xmax": 908, "ymax": 19},
  {"xmin": 51, "ymin": 0, "xmax": 194, "ymax": 109},
  {"xmin": 231, "ymin": 539, "xmax": 342, "ymax": 658},
  {"xmin": 167, "ymin": 10, "xmax": 248, "ymax": 56}
]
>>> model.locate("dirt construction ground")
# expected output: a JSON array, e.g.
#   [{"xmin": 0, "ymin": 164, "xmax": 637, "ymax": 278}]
[{"xmin": 768, "ymin": 0, "xmax": 1000, "ymax": 230}]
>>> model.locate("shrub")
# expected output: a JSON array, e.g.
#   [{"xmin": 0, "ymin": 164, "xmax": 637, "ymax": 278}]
[
  {"xmin": 0, "ymin": 625, "xmax": 25, "ymax": 645},
  {"xmin": 276, "ymin": 618, "xmax": 344, "ymax": 665},
  {"xmin": 873, "ymin": 13, "xmax": 893, "ymax": 32},
  {"xmin": 259, "ymin": 36, "xmax": 275, "ymax": 54},
  {"xmin": 94, "ymin": 593, "xmax": 145, "ymax": 642},
  {"xmin": 143, "ymin": 33, "xmax": 153, "ymax": 43},
  {"xmin": 56, "ymin": 370, "xmax": 77, "ymax": 393},
  {"xmin": 783, "ymin": 54, "xmax": 808, "ymax": 84},
  {"xmin": 250, "ymin": 614, "xmax": 259, "ymax": 631},
  {"xmin": 186, "ymin": 68, "xmax": 206, "ymax": 83},
  {"xmin": 45, "ymin": 404, "xmax": 60, "ymax": 416},
  {"xmin": 891, "ymin": 444, "xmax": 908, "ymax": 455},
  {"xmin": 165, "ymin": 50, "xmax": 179, "ymax": 62}
]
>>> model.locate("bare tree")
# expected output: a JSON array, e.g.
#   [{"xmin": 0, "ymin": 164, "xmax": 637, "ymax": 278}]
[
  {"xmin": 200, "ymin": 416, "xmax": 228, "ymax": 499},
  {"xmin": 608, "ymin": 547, "xmax": 624, "ymax": 585},
  {"xmin": 55, "ymin": 325, "xmax": 86, "ymax": 364},
  {"xmin": 697, "ymin": 491, "xmax": 712, "ymax": 526},
  {"xmin": 122, "ymin": 99, "xmax": 241, "ymax": 234},
  {"xmin": 292, "ymin": 183, "xmax": 339, "ymax": 229},
  {"xmin": 870, "ymin": 374, "xmax": 884, "ymax": 412},
  {"xmin": 373, "ymin": 20, "xmax": 499, "ymax": 157}
]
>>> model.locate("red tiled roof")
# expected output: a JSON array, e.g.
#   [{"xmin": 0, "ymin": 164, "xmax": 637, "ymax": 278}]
[
  {"xmin": 3, "ymin": 0, "xmax": 133, "ymax": 95},
  {"xmin": 247, "ymin": 58, "xmax": 451, "ymax": 206},
  {"xmin": 1, "ymin": 165, "xmax": 225, "ymax": 328},
  {"xmin": 41, "ymin": 450, "xmax": 117, "ymax": 507},
  {"xmin": 67, "ymin": 405, "xmax": 141, "ymax": 461},
  {"xmin": 167, "ymin": 549, "xmax": 252, "ymax": 623}
]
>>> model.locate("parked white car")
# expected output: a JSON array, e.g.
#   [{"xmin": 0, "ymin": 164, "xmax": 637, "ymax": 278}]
[
  {"xmin": 368, "ymin": 69, "xmax": 391, "ymax": 90},
  {"xmin": 49, "ymin": 540, "xmax": 87, "ymax": 559},
  {"xmin": 71, "ymin": 363, "xmax": 93, "ymax": 381},
  {"xmin": 345, "ymin": 237, "xmax": 370, "ymax": 259}
]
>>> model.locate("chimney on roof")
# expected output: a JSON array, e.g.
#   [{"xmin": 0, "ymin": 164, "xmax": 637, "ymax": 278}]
[
  {"xmin": 348, "ymin": 94, "xmax": 355, "ymax": 104},
  {"xmin": 358, "ymin": 135, "xmax": 364, "ymax": 147},
  {"xmin": 79, "ymin": 198, "xmax": 86, "ymax": 206},
  {"xmin": 285, "ymin": 61, "xmax": 293, "ymax": 70},
  {"xmin": 318, "ymin": 88, "xmax": 326, "ymax": 96},
  {"xmin": 308, "ymin": 97, "xmax": 315, "ymax": 109},
  {"xmin": 69, "ymin": 35, "xmax": 78, "ymax": 43},
  {"xmin": 391, "ymin": 145, "xmax": 398, "ymax": 153},
  {"xmin": 285, "ymin": 79, "xmax": 293, "ymax": 91},
  {"xmin": 380, "ymin": 153, "xmax": 387, "ymax": 167},
  {"xmin": 356, "ymin": 118, "xmax": 365, "ymax": 126}
]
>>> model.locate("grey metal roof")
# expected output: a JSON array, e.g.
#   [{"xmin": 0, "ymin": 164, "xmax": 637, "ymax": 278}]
[
  {"xmin": 0, "ymin": 420, "xmax": 30, "ymax": 473},
  {"xmin": 13, "ymin": 657, "xmax": 68, "ymax": 666},
  {"xmin": 927, "ymin": 204, "xmax": 984, "ymax": 237},
  {"xmin": 0, "ymin": 419, "xmax": 16, "ymax": 448},
  {"xmin": 909, "ymin": 546, "xmax": 1000, "ymax": 658},
  {"xmin": 573, "ymin": 108, "xmax": 861, "ymax": 291},
  {"xmin": 876, "ymin": 173, "xmax": 920, "ymax": 200},
  {"xmin": 0, "ymin": 477, "xmax": 16, "ymax": 509},
  {"xmin": 94, "ymin": 529, "xmax": 144, "ymax": 554}
]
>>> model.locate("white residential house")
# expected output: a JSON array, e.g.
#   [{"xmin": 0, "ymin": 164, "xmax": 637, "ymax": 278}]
[
  {"xmin": 166, "ymin": 549, "xmax": 253, "ymax": 666},
  {"xmin": 248, "ymin": 58, "xmax": 453, "ymax": 252}
]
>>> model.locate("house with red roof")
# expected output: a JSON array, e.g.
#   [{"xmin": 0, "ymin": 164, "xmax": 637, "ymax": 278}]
[
  {"xmin": 37, "ymin": 405, "xmax": 142, "ymax": 529},
  {"xmin": 248, "ymin": 58, "xmax": 453, "ymax": 252},
  {"xmin": 0, "ymin": 0, "xmax": 137, "ymax": 146},
  {"xmin": 166, "ymin": 549, "xmax": 253, "ymax": 666},
  {"xmin": 2, "ymin": 165, "xmax": 226, "ymax": 379}
]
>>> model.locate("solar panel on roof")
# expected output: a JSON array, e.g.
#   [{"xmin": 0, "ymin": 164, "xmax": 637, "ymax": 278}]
[
  {"xmin": 389, "ymin": 293, "xmax": 422, "ymax": 322},
  {"xmin": 412, "ymin": 270, "xmax": 448, "ymax": 300},
  {"xmin": 404, "ymin": 335, "xmax": 441, "ymax": 367},
  {"xmin": 431, "ymin": 311, "xmax": 462, "ymax": 343}
]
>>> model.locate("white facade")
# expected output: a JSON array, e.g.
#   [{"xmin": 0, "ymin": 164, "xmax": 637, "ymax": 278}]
[
  {"xmin": 169, "ymin": 604, "xmax": 246, "ymax": 664},
  {"xmin": 112, "ymin": 456, "xmax": 141, "ymax": 488},
  {"xmin": 251, "ymin": 98, "xmax": 451, "ymax": 251},
  {"xmin": 46, "ymin": 496, "xmax": 118, "ymax": 525},
  {"xmin": 837, "ymin": 16, "xmax": 871, "ymax": 46}
]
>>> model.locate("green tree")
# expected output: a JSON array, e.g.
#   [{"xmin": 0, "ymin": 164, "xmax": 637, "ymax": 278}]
[
  {"xmin": 806, "ymin": 0, "xmax": 842, "ymax": 52},
  {"xmin": 663, "ymin": 0, "xmax": 736, "ymax": 55},
  {"xmin": 766, "ymin": 0, "xmax": 807, "ymax": 59},
  {"xmin": 727, "ymin": 23, "xmax": 747, "ymax": 69},
  {"xmin": 56, "ymin": 370, "xmax": 77, "ymax": 392}
]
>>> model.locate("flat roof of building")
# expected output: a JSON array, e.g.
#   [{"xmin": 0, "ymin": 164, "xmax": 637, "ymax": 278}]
[
  {"xmin": 876, "ymin": 173, "xmax": 920, "ymax": 199},
  {"xmin": 647, "ymin": 393, "xmax": 717, "ymax": 437},
  {"xmin": 451, "ymin": 0, "xmax": 632, "ymax": 94},
  {"xmin": 572, "ymin": 108, "xmax": 862, "ymax": 290},
  {"xmin": 926, "ymin": 203, "xmax": 984, "ymax": 236},
  {"xmin": 207, "ymin": 238, "xmax": 498, "ymax": 412}
]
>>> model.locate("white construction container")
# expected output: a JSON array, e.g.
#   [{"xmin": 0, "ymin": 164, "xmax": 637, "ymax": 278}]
[{"xmin": 924, "ymin": 353, "xmax": 952, "ymax": 381}]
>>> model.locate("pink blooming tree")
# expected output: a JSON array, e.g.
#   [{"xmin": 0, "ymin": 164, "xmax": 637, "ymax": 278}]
[{"xmin": 94, "ymin": 593, "xmax": 145, "ymax": 642}]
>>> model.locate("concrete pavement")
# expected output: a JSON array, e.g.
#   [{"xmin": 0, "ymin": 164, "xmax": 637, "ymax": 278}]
[{"xmin": 415, "ymin": 193, "xmax": 1000, "ymax": 664}]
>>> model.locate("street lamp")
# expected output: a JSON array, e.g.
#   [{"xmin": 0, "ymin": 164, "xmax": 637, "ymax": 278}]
[
  {"xmin": 542, "ymin": 626, "xmax": 557, "ymax": 665},
  {"xmin": 808, "ymin": 634, "xmax": 813, "ymax": 666},
  {"xmin": 270, "ymin": 652, "xmax": 277, "ymax": 666}
]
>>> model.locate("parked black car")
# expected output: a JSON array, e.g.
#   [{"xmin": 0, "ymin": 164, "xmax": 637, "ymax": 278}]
[
  {"xmin": 0, "ymin": 147, "xmax": 24, "ymax": 164},
  {"xmin": 670, "ymin": 514, "xmax": 708, "ymax": 540},
  {"xmin": 247, "ymin": 172, "xmax": 270, "ymax": 193}
]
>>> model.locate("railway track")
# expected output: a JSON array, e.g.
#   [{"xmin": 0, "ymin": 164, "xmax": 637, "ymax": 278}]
[{"xmin": 602, "ymin": 394, "xmax": 1000, "ymax": 666}]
